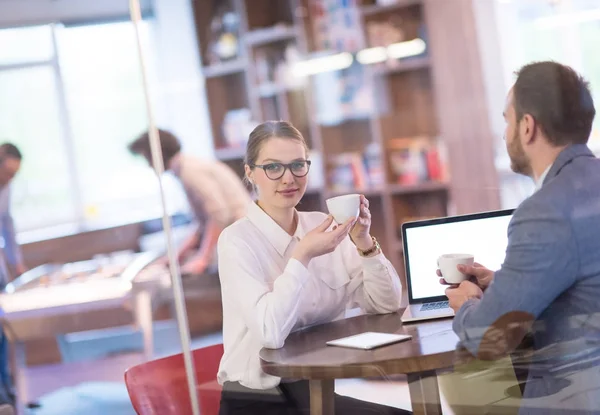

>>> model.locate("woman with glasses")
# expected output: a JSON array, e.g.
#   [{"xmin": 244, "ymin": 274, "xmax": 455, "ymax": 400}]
[{"xmin": 216, "ymin": 121, "xmax": 406, "ymax": 414}]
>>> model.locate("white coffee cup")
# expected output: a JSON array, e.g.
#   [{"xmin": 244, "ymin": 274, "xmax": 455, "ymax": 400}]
[
  {"xmin": 325, "ymin": 194, "xmax": 360, "ymax": 224},
  {"xmin": 437, "ymin": 253, "xmax": 475, "ymax": 284}
]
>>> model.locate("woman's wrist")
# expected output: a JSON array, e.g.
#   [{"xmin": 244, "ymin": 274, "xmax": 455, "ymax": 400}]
[
  {"xmin": 291, "ymin": 246, "xmax": 312, "ymax": 268},
  {"xmin": 352, "ymin": 235, "xmax": 374, "ymax": 251}
]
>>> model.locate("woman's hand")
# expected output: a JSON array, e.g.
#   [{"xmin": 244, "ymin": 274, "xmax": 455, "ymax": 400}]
[
  {"xmin": 349, "ymin": 195, "xmax": 373, "ymax": 251},
  {"xmin": 292, "ymin": 215, "xmax": 355, "ymax": 267}
]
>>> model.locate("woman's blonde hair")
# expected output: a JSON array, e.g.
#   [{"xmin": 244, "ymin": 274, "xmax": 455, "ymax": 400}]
[{"xmin": 244, "ymin": 121, "xmax": 308, "ymax": 167}]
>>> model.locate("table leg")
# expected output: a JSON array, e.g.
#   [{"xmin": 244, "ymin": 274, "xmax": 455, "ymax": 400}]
[
  {"xmin": 309, "ymin": 379, "xmax": 334, "ymax": 415},
  {"xmin": 408, "ymin": 372, "xmax": 442, "ymax": 415},
  {"xmin": 134, "ymin": 290, "xmax": 154, "ymax": 361},
  {"xmin": 11, "ymin": 341, "xmax": 27, "ymax": 415}
]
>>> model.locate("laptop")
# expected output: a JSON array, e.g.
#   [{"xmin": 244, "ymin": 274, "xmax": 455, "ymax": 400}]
[{"xmin": 400, "ymin": 209, "xmax": 514, "ymax": 323}]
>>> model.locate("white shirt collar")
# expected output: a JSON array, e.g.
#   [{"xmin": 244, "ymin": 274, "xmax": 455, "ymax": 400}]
[
  {"xmin": 534, "ymin": 163, "xmax": 553, "ymax": 192},
  {"xmin": 246, "ymin": 202, "xmax": 305, "ymax": 256}
]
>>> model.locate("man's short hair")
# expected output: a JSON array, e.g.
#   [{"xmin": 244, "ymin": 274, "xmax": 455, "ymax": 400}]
[
  {"xmin": 513, "ymin": 61, "xmax": 596, "ymax": 147},
  {"xmin": 128, "ymin": 129, "xmax": 182, "ymax": 167},
  {"xmin": 0, "ymin": 143, "xmax": 23, "ymax": 160}
]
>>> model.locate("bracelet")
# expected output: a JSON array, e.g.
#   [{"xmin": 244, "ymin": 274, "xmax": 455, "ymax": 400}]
[{"xmin": 357, "ymin": 236, "xmax": 380, "ymax": 257}]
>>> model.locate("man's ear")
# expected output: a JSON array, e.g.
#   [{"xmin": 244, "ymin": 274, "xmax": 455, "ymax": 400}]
[{"xmin": 521, "ymin": 113, "xmax": 537, "ymax": 145}]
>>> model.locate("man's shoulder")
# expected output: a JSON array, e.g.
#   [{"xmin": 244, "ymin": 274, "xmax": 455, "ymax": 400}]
[
  {"xmin": 541, "ymin": 153, "xmax": 600, "ymax": 197},
  {"xmin": 521, "ymin": 156, "xmax": 600, "ymax": 216},
  {"xmin": 178, "ymin": 154, "xmax": 212, "ymax": 171},
  {"xmin": 512, "ymin": 169, "xmax": 600, "ymax": 236},
  {"xmin": 513, "ymin": 189, "xmax": 566, "ymax": 223},
  {"xmin": 179, "ymin": 155, "xmax": 245, "ymax": 186}
]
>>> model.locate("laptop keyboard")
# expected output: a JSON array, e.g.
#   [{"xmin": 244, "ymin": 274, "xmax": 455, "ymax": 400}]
[{"xmin": 420, "ymin": 301, "xmax": 449, "ymax": 311}]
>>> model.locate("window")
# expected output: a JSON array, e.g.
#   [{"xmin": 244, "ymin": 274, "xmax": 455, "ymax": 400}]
[
  {"xmin": 492, "ymin": 0, "xmax": 600, "ymax": 208},
  {"xmin": 56, "ymin": 21, "xmax": 166, "ymax": 225},
  {"xmin": 0, "ymin": 21, "xmax": 188, "ymax": 233},
  {"xmin": 0, "ymin": 65, "xmax": 77, "ymax": 229},
  {"xmin": 495, "ymin": 0, "xmax": 600, "ymax": 146},
  {"xmin": 0, "ymin": 25, "xmax": 54, "ymax": 64}
]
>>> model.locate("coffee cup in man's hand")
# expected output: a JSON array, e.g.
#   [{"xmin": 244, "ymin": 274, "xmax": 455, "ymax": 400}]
[{"xmin": 437, "ymin": 253, "xmax": 475, "ymax": 284}]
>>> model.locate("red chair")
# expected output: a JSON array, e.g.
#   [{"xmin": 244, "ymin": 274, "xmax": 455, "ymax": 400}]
[{"xmin": 124, "ymin": 343, "xmax": 224, "ymax": 415}]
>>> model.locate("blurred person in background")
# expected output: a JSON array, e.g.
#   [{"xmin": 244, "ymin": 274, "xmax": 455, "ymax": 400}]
[
  {"xmin": 0, "ymin": 142, "xmax": 34, "ymax": 411},
  {"xmin": 128, "ymin": 129, "xmax": 252, "ymax": 276},
  {"xmin": 0, "ymin": 143, "xmax": 26, "ymax": 284}
]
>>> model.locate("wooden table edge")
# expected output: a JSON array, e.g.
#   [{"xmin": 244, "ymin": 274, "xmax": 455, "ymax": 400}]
[{"xmin": 259, "ymin": 350, "xmax": 457, "ymax": 380}]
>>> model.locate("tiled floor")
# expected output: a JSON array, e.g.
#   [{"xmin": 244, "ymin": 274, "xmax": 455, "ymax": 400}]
[{"xmin": 24, "ymin": 324, "xmax": 457, "ymax": 414}]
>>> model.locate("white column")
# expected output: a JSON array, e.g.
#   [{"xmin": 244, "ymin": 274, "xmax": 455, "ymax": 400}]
[{"xmin": 150, "ymin": 0, "xmax": 214, "ymax": 159}]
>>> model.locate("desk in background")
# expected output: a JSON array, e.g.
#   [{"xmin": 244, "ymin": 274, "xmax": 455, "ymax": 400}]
[{"xmin": 0, "ymin": 251, "xmax": 170, "ymax": 415}]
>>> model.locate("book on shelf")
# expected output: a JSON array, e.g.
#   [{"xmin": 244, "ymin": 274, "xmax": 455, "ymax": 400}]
[
  {"xmin": 328, "ymin": 146, "xmax": 384, "ymax": 193},
  {"xmin": 387, "ymin": 136, "xmax": 447, "ymax": 185},
  {"xmin": 363, "ymin": 142, "xmax": 385, "ymax": 188},
  {"xmin": 308, "ymin": 0, "xmax": 363, "ymax": 53},
  {"xmin": 328, "ymin": 152, "xmax": 365, "ymax": 192}
]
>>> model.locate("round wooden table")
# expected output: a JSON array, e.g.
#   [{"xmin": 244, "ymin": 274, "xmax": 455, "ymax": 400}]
[{"xmin": 260, "ymin": 311, "xmax": 459, "ymax": 415}]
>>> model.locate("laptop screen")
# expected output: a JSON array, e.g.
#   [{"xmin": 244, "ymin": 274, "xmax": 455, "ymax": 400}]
[{"xmin": 402, "ymin": 210, "xmax": 514, "ymax": 303}]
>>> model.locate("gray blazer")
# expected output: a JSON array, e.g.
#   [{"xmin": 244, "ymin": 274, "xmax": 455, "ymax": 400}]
[{"xmin": 453, "ymin": 144, "xmax": 600, "ymax": 414}]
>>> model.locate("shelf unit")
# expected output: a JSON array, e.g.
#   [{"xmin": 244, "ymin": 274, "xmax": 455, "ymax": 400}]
[
  {"xmin": 360, "ymin": 0, "xmax": 422, "ymax": 17},
  {"xmin": 190, "ymin": 0, "xmax": 482, "ymax": 284}
]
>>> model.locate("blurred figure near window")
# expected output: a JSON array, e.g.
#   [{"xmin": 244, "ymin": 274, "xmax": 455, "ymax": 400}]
[
  {"xmin": 0, "ymin": 142, "xmax": 24, "ymax": 411},
  {"xmin": 129, "ymin": 129, "xmax": 252, "ymax": 276},
  {"xmin": 0, "ymin": 143, "xmax": 26, "ymax": 284}
]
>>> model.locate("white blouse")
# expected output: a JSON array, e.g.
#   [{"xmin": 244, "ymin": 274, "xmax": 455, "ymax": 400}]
[{"xmin": 216, "ymin": 201, "xmax": 403, "ymax": 390}]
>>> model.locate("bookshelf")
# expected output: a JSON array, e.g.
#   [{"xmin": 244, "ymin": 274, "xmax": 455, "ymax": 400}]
[{"xmin": 191, "ymin": 0, "xmax": 501, "ymax": 284}]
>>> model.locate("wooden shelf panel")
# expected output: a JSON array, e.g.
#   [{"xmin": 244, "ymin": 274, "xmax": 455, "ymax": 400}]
[
  {"xmin": 324, "ymin": 187, "xmax": 385, "ymax": 199},
  {"xmin": 372, "ymin": 56, "xmax": 430, "ymax": 76},
  {"xmin": 203, "ymin": 60, "xmax": 247, "ymax": 78},
  {"xmin": 214, "ymin": 146, "xmax": 246, "ymax": 161},
  {"xmin": 245, "ymin": 25, "xmax": 297, "ymax": 47},
  {"xmin": 393, "ymin": 240, "xmax": 405, "ymax": 253},
  {"xmin": 361, "ymin": 0, "xmax": 422, "ymax": 17},
  {"xmin": 387, "ymin": 181, "xmax": 448, "ymax": 196},
  {"xmin": 257, "ymin": 83, "xmax": 302, "ymax": 99}
]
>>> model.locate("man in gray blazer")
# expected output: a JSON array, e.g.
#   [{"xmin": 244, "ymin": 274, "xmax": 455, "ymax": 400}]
[{"xmin": 444, "ymin": 61, "xmax": 599, "ymax": 414}]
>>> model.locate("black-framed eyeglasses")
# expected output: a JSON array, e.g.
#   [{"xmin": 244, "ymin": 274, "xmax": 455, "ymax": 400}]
[{"xmin": 251, "ymin": 160, "xmax": 311, "ymax": 180}]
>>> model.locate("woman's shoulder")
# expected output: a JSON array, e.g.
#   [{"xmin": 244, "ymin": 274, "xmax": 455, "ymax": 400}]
[{"xmin": 218, "ymin": 216, "xmax": 253, "ymax": 246}]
